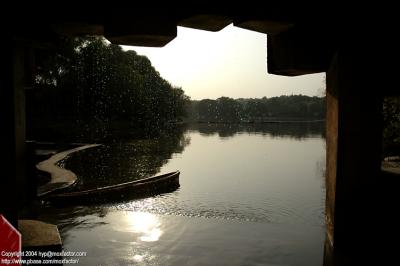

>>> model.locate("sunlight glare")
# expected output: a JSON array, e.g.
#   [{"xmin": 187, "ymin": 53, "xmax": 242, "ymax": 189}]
[
  {"xmin": 132, "ymin": 254, "xmax": 144, "ymax": 262},
  {"xmin": 126, "ymin": 212, "xmax": 163, "ymax": 242}
]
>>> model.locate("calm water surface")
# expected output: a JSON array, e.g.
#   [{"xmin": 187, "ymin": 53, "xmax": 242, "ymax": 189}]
[{"xmin": 39, "ymin": 123, "xmax": 326, "ymax": 266}]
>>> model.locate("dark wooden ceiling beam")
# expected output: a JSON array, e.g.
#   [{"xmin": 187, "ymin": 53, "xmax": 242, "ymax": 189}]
[
  {"xmin": 178, "ymin": 14, "xmax": 232, "ymax": 32},
  {"xmin": 103, "ymin": 16, "xmax": 178, "ymax": 47},
  {"xmin": 267, "ymin": 25, "xmax": 336, "ymax": 76}
]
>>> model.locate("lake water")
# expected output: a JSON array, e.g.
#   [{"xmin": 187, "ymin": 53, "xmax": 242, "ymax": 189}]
[{"xmin": 39, "ymin": 123, "xmax": 326, "ymax": 265}]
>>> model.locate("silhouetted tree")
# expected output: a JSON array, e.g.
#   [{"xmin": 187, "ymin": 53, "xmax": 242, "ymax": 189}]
[
  {"xmin": 30, "ymin": 37, "xmax": 190, "ymax": 141},
  {"xmin": 383, "ymin": 96, "xmax": 400, "ymax": 156}
]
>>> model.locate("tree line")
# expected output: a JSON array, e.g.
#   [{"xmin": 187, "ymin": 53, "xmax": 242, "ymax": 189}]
[
  {"xmin": 185, "ymin": 95, "xmax": 326, "ymax": 123},
  {"xmin": 29, "ymin": 37, "xmax": 189, "ymax": 141},
  {"xmin": 383, "ymin": 96, "xmax": 400, "ymax": 156}
]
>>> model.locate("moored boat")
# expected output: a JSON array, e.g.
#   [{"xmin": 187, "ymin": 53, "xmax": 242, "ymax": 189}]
[{"xmin": 44, "ymin": 171, "xmax": 180, "ymax": 205}]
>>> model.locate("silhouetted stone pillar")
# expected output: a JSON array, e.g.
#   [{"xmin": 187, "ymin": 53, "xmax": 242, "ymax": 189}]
[
  {"xmin": 0, "ymin": 44, "xmax": 16, "ymax": 227},
  {"xmin": 14, "ymin": 44, "xmax": 27, "ymax": 211},
  {"xmin": 325, "ymin": 42, "xmax": 383, "ymax": 264},
  {"xmin": 26, "ymin": 140, "xmax": 37, "ymax": 201},
  {"xmin": 0, "ymin": 41, "xmax": 27, "ymax": 228}
]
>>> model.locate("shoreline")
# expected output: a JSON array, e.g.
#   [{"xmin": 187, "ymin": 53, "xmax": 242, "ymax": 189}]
[
  {"xmin": 36, "ymin": 144, "xmax": 101, "ymax": 197},
  {"xmin": 183, "ymin": 120, "xmax": 325, "ymax": 124}
]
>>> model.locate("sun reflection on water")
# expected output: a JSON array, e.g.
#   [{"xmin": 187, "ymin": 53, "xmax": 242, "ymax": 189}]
[
  {"xmin": 132, "ymin": 254, "xmax": 144, "ymax": 262},
  {"xmin": 125, "ymin": 212, "xmax": 163, "ymax": 242}
]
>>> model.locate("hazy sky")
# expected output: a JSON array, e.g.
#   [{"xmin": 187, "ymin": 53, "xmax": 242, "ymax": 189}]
[{"xmin": 122, "ymin": 24, "xmax": 325, "ymax": 100}]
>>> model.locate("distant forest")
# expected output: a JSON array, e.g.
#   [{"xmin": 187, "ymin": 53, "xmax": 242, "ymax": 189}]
[{"xmin": 186, "ymin": 95, "xmax": 326, "ymax": 123}]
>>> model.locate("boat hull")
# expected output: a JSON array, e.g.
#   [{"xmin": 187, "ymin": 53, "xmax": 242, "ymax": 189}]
[{"xmin": 45, "ymin": 171, "xmax": 180, "ymax": 205}]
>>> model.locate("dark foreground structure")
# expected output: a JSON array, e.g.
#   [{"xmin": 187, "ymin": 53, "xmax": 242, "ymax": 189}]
[{"xmin": 1, "ymin": 6, "xmax": 398, "ymax": 265}]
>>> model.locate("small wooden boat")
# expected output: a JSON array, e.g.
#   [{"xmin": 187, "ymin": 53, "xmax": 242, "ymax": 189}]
[{"xmin": 44, "ymin": 171, "xmax": 180, "ymax": 205}]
